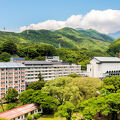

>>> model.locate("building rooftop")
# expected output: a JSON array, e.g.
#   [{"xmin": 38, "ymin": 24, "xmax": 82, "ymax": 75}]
[
  {"xmin": 25, "ymin": 61, "xmax": 69, "ymax": 65},
  {"xmin": 94, "ymin": 57, "xmax": 120, "ymax": 63},
  {"xmin": 0, "ymin": 103, "xmax": 39, "ymax": 119},
  {"xmin": 25, "ymin": 61, "xmax": 53, "ymax": 65},
  {"xmin": 0, "ymin": 62, "xmax": 25, "ymax": 68},
  {"xmin": 10, "ymin": 57, "xmax": 25, "ymax": 61}
]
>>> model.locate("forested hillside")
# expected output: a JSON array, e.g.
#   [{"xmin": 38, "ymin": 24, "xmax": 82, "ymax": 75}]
[
  {"xmin": 107, "ymin": 38, "xmax": 120, "ymax": 56},
  {"xmin": 0, "ymin": 27, "xmax": 114, "ymax": 51}
]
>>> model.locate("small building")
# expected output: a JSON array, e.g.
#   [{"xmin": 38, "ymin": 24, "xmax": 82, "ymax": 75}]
[
  {"xmin": 0, "ymin": 103, "xmax": 42, "ymax": 120},
  {"xmin": 87, "ymin": 56, "xmax": 120, "ymax": 78}
]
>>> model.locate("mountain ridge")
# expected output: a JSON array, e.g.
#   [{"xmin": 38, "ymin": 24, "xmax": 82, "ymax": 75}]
[{"xmin": 0, "ymin": 27, "xmax": 114, "ymax": 51}]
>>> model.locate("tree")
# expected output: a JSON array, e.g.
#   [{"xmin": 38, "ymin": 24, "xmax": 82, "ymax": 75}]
[
  {"xmin": 27, "ymin": 115, "xmax": 33, "ymax": 120},
  {"xmin": 67, "ymin": 73, "xmax": 80, "ymax": 78},
  {"xmin": 32, "ymin": 90, "xmax": 58, "ymax": 114},
  {"xmin": 19, "ymin": 89, "xmax": 34, "ymax": 104},
  {"xmin": 5, "ymin": 88, "xmax": 18, "ymax": 103},
  {"xmin": 42, "ymin": 77, "xmax": 102, "ymax": 105},
  {"xmin": 27, "ymin": 81, "xmax": 45, "ymax": 90},
  {"xmin": 38, "ymin": 72, "xmax": 44, "ymax": 81},
  {"xmin": 6, "ymin": 103, "xmax": 17, "ymax": 110},
  {"xmin": 2, "ymin": 40, "xmax": 17, "ymax": 55},
  {"xmin": 0, "ymin": 99, "xmax": 4, "ymax": 111},
  {"xmin": 77, "ymin": 93, "xmax": 120, "ymax": 120},
  {"xmin": 36, "ymin": 44, "xmax": 57, "ymax": 56},
  {"xmin": 102, "ymin": 76, "xmax": 120, "ymax": 93},
  {"xmin": 55, "ymin": 101, "xmax": 75, "ymax": 120},
  {"xmin": 0, "ymin": 52, "xmax": 11, "ymax": 62}
]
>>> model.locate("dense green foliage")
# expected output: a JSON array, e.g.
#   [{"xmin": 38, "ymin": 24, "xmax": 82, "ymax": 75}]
[
  {"xmin": 5, "ymin": 88, "xmax": 18, "ymax": 103},
  {"xmin": 102, "ymin": 76, "xmax": 120, "ymax": 93},
  {"xmin": 6, "ymin": 103, "xmax": 17, "ymax": 110},
  {"xmin": 55, "ymin": 101, "xmax": 75, "ymax": 120},
  {"xmin": 33, "ymin": 113, "xmax": 41, "ymax": 119},
  {"xmin": 77, "ymin": 93, "xmax": 120, "ymax": 120},
  {"xmin": 107, "ymin": 38, "xmax": 120, "ymax": 56},
  {"xmin": 77, "ymin": 76, "xmax": 120, "ymax": 120},
  {"xmin": 2, "ymin": 40, "xmax": 17, "ymax": 55},
  {"xmin": 27, "ymin": 115, "xmax": 33, "ymax": 120},
  {"xmin": 27, "ymin": 81, "xmax": 45, "ymax": 90},
  {"xmin": 42, "ymin": 77, "xmax": 102, "ymax": 105},
  {"xmin": 19, "ymin": 89, "xmax": 35, "ymax": 104},
  {"xmin": 19, "ymin": 89, "xmax": 58, "ymax": 114},
  {"xmin": 0, "ymin": 52, "xmax": 11, "ymax": 62},
  {"xmin": 67, "ymin": 73, "xmax": 80, "ymax": 78}
]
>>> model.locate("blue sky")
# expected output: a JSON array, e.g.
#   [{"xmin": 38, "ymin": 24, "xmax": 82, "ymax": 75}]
[{"xmin": 0, "ymin": 0, "xmax": 120, "ymax": 32}]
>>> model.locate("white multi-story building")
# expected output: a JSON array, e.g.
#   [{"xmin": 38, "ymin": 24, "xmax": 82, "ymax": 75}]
[
  {"xmin": 87, "ymin": 57, "xmax": 120, "ymax": 78},
  {"xmin": 0, "ymin": 62, "xmax": 26, "ymax": 99},
  {"xmin": 24, "ymin": 56, "xmax": 81, "ymax": 83}
]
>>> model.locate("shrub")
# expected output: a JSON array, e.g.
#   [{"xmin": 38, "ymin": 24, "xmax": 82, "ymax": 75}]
[
  {"xmin": 27, "ymin": 115, "xmax": 33, "ymax": 120},
  {"xmin": 6, "ymin": 103, "xmax": 17, "ymax": 110},
  {"xmin": 33, "ymin": 113, "xmax": 41, "ymax": 119}
]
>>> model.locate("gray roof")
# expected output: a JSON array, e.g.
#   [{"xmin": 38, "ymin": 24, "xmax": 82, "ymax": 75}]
[
  {"xmin": 10, "ymin": 57, "xmax": 25, "ymax": 60},
  {"xmin": 0, "ymin": 62, "xmax": 25, "ymax": 68},
  {"xmin": 25, "ymin": 61, "xmax": 69, "ymax": 65},
  {"xmin": 25, "ymin": 61, "xmax": 53, "ymax": 65},
  {"xmin": 94, "ymin": 57, "xmax": 120, "ymax": 63}
]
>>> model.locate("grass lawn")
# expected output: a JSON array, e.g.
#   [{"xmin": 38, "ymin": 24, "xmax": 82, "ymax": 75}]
[{"xmin": 38, "ymin": 115, "xmax": 65, "ymax": 120}]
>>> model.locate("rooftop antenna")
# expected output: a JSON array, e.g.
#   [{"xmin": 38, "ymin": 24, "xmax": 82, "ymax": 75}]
[{"xmin": 3, "ymin": 27, "xmax": 5, "ymax": 31}]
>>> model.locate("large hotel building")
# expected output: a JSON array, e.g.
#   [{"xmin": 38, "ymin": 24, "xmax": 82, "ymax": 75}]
[
  {"xmin": 11, "ymin": 56, "xmax": 81, "ymax": 83},
  {"xmin": 0, "ymin": 56, "xmax": 81, "ymax": 98}
]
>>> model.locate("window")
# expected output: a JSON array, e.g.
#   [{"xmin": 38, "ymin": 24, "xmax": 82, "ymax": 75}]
[
  {"xmin": 1, "ymin": 88, "xmax": 5, "ymax": 90},
  {"xmin": 1, "ymin": 82, "xmax": 5, "ymax": 84},
  {"xmin": 9, "ymin": 81, "xmax": 13, "ymax": 83},
  {"xmin": 15, "ymin": 81, "xmax": 18, "ymax": 83},
  {"xmin": 1, "ymin": 69, "xmax": 4, "ymax": 71},
  {"xmin": 1, "ymin": 73, "xmax": 5, "ymax": 75},
  {"xmin": 18, "ymin": 116, "xmax": 20, "ymax": 119}
]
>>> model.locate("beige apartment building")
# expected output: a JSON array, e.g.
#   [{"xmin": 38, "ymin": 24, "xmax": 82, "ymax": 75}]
[{"xmin": 11, "ymin": 56, "xmax": 81, "ymax": 83}]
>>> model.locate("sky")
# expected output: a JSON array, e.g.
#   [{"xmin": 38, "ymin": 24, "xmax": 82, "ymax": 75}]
[{"xmin": 0, "ymin": 0, "xmax": 120, "ymax": 33}]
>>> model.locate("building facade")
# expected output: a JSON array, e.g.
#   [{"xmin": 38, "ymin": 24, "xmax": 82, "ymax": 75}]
[
  {"xmin": 0, "ymin": 62, "xmax": 26, "ymax": 99},
  {"xmin": 87, "ymin": 57, "xmax": 120, "ymax": 78},
  {"xmin": 25, "ymin": 56, "xmax": 81, "ymax": 83}
]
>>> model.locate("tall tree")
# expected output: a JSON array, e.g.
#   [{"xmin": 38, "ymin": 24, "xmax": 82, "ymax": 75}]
[
  {"xmin": 5, "ymin": 88, "xmax": 18, "ymax": 103},
  {"xmin": 55, "ymin": 102, "xmax": 75, "ymax": 120},
  {"xmin": 27, "ymin": 81, "xmax": 45, "ymax": 90},
  {"xmin": 0, "ymin": 52, "xmax": 11, "ymax": 62},
  {"xmin": 2, "ymin": 40, "xmax": 17, "ymax": 55},
  {"xmin": 38, "ymin": 72, "xmax": 44, "ymax": 81}
]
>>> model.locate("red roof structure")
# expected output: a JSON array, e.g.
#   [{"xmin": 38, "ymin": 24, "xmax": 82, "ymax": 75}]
[{"xmin": 0, "ymin": 103, "xmax": 39, "ymax": 119}]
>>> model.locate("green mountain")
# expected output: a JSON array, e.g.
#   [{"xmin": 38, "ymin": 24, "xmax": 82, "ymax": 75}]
[
  {"xmin": 107, "ymin": 38, "xmax": 120, "ymax": 56},
  {"xmin": 0, "ymin": 27, "xmax": 114, "ymax": 51}
]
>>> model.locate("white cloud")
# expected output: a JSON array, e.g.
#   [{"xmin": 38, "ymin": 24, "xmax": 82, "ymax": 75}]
[{"xmin": 20, "ymin": 9, "xmax": 120, "ymax": 34}]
